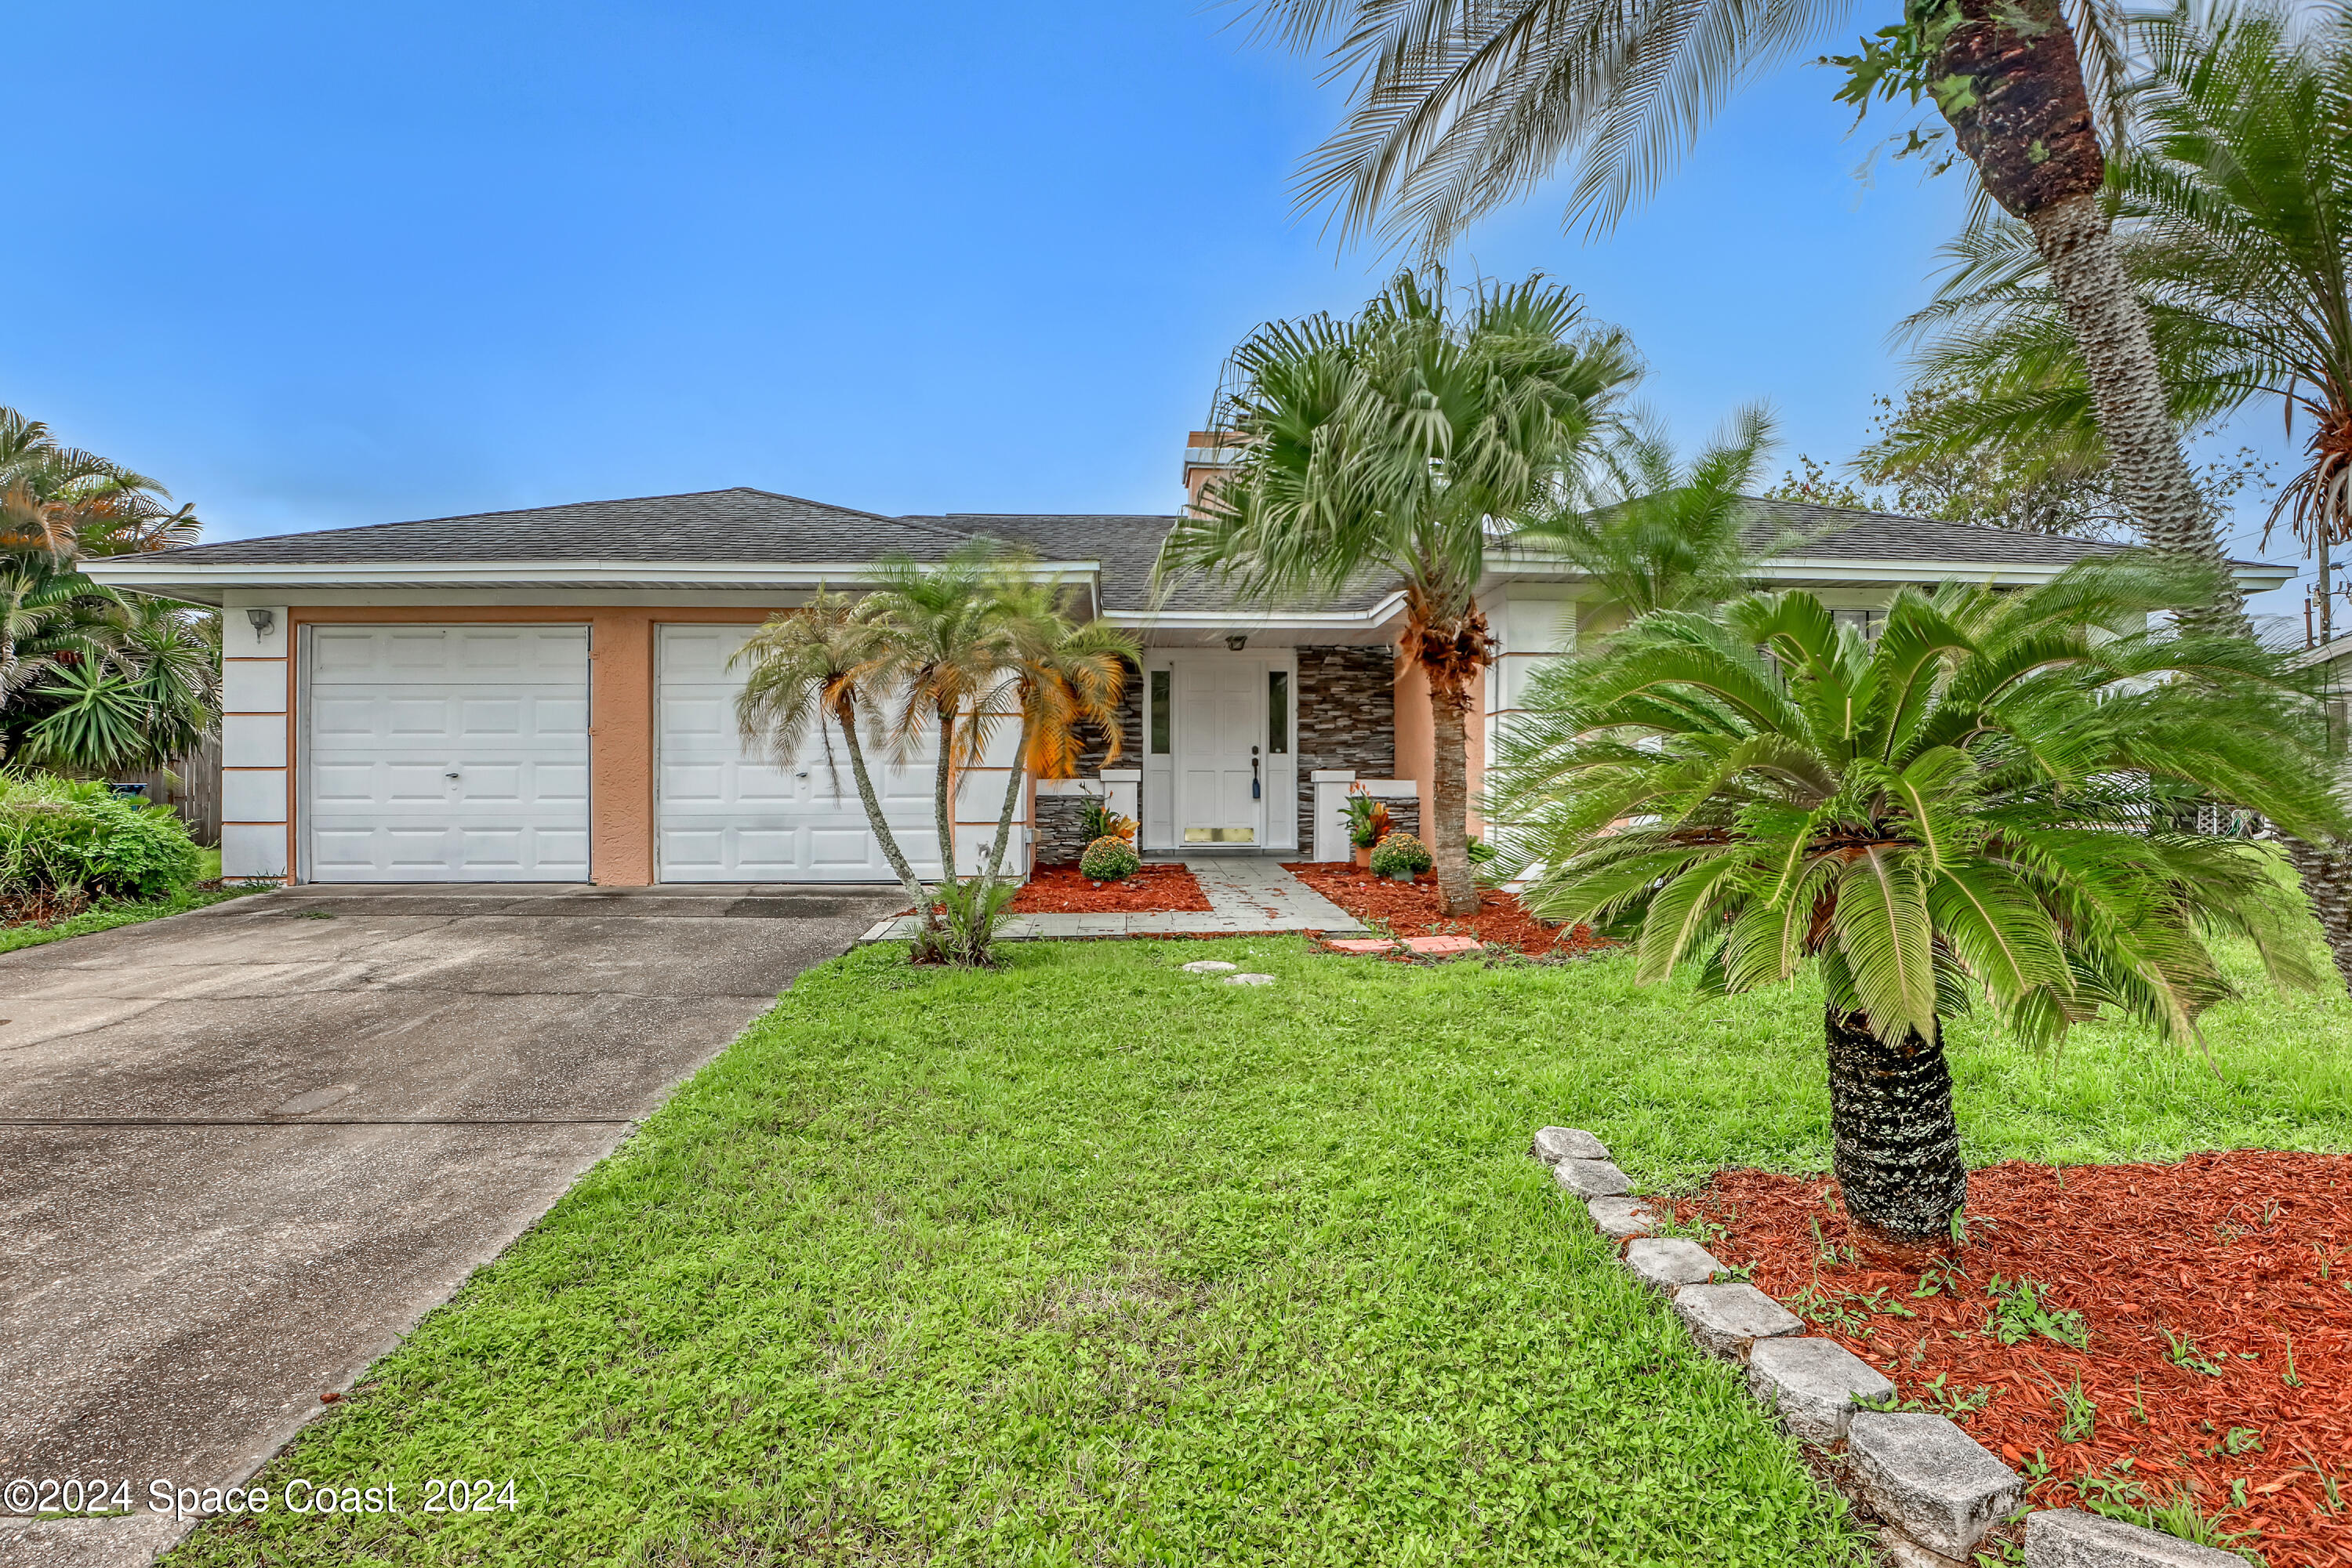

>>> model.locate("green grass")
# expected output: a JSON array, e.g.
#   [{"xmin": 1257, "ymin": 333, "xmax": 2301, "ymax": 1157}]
[
  {"xmin": 169, "ymin": 938, "xmax": 2350, "ymax": 1566},
  {"xmin": 0, "ymin": 877, "xmax": 263, "ymax": 956}
]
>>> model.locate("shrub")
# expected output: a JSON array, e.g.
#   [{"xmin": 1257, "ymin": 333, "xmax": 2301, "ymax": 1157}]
[
  {"xmin": 1369, "ymin": 830, "xmax": 1432, "ymax": 879},
  {"xmin": 0, "ymin": 773, "xmax": 204, "ymax": 902},
  {"xmin": 1078, "ymin": 834, "xmax": 1142, "ymax": 882},
  {"xmin": 1341, "ymin": 792, "xmax": 1396, "ymax": 848}
]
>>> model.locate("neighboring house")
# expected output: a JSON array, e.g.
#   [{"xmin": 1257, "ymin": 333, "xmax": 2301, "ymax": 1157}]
[{"xmin": 89, "ymin": 438, "xmax": 2293, "ymax": 886}]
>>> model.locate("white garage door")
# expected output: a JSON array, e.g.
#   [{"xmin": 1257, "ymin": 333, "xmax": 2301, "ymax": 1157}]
[
  {"xmin": 306, "ymin": 625, "xmax": 590, "ymax": 882},
  {"xmin": 655, "ymin": 624, "xmax": 941, "ymax": 883}
]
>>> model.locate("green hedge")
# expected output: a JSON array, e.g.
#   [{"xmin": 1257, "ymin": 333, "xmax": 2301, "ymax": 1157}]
[{"xmin": 0, "ymin": 773, "xmax": 204, "ymax": 902}]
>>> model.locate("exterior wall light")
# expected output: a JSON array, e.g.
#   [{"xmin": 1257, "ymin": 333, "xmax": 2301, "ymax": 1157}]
[
  {"xmin": 246, "ymin": 608, "xmax": 277, "ymax": 638},
  {"xmin": 1225, "ymin": 633, "xmax": 1247, "ymax": 652}
]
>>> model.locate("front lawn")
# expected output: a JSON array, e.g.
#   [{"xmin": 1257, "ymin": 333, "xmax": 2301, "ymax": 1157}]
[{"xmin": 172, "ymin": 938, "xmax": 2351, "ymax": 1566}]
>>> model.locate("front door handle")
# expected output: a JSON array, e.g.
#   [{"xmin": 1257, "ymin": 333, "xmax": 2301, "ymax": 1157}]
[{"xmin": 1251, "ymin": 750, "xmax": 1261, "ymax": 800}]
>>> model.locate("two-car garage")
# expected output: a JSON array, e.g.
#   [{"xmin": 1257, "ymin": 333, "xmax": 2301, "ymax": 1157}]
[{"xmin": 300, "ymin": 622, "xmax": 937, "ymax": 884}]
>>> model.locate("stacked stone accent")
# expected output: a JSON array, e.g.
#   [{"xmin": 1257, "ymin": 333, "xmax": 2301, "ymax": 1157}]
[
  {"xmin": 1035, "ymin": 796, "xmax": 1101, "ymax": 866},
  {"xmin": 1296, "ymin": 644, "xmax": 1406, "ymax": 848}
]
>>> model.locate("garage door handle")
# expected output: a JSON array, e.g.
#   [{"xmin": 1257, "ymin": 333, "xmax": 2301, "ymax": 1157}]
[{"xmin": 445, "ymin": 771, "xmax": 460, "ymax": 779}]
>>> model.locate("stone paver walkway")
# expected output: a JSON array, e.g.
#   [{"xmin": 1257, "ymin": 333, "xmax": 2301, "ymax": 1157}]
[{"xmin": 857, "ymin": 856, "xmax": 1369, "ymax": 942}]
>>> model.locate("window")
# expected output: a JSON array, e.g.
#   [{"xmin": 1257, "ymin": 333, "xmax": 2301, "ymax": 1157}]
[
  {"xmin": 1267, "ymin": 670, "xmax": 1290, "ymax": 753},
  {"xmin": 1831, "ymin": 608, "xmax": 1886, "ymax": 642},
  {"xmin": 1149, "ymin": 670, "xmax": 1171, "ymax": 753}
]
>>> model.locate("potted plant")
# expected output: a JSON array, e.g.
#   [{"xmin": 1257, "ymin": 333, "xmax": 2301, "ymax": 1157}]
[{"xmin": 1341, "ymin": 789, "xmax": 1393, "ymax": 869}]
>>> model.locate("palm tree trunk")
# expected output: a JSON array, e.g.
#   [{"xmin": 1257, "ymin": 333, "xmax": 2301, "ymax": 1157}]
[
  {"xmin": 932, "ymin": 709, "xmax": 959, "ymax": 884},
  {"xmin": 1426, "ymin": 683, "xmax": 1478, "ymax": 916},
  {"xmin": 2282, "ymin": 834, "xmax": 2352, "ymax": 993},
  {"xmin": 1932, "ymin": 0, "xmax": 2248, "ymax": 635},
  {"xmin": 985, "ymin": 720, "xmax": 1029, "ymax": 881},
  {"xmin": 833, "ymin": 697, "xmax": 932, "ymax": 924},
  {"xmin": 1824, "ymin": 1008, "xmax": 1969, "ymax": 1241}
]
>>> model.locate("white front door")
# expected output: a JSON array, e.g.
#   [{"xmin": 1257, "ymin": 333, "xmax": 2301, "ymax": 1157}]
[
  {"xmin": 655, "ymin": 624, "xmax": 942, "ymax": 883},
  {"xmin": 1160, "ymin": 653, "xmax": 1297, "ymax": 849},
  {"xmin": 304, "ymin": 624, "xmax": 591, "ymax": 882}
]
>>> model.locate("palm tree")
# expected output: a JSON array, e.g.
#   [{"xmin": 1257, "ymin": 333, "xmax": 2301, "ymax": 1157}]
[
  {"xmin": 860, "ymin": 546, "xmax": 1017, "ymax": 880},
  {"xmin": 1515, "ymin": 406, "xmax": 1777, "ymax": 623},
  {"xmin": 975, "ymin": 570, "xmax": 1139, "ymax": 880},
  {"xmin": 1875, "ymin": 0, "xmax": 2352, "ymax": 989},
  {"xmin": 1255, "ymin": 0, "xmax": 2244, "ymax": 630},
  {"xmin": 1161, "ymin": 269, "xmax": 1637, "ymax": 914},
  {"xmin": 1486, "ymin": 556, "xmax": 2342, "ymax": 1237},
  {"xmin": 732, "ymin": 589, "xmax": 934, "ymax": 925}
]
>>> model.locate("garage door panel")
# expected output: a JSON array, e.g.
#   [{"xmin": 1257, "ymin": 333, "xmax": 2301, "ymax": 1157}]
[
  {"xmin": 307, "ymin": 626, "xmax": 589, "ymax": 882},
  {"xmin": 656, "ymin": 624, "xmax": 942, "ymax": 883}
]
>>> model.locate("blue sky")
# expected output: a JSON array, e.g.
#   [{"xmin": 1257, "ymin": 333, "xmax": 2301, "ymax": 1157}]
[{"xmin": 9, "ymin": 1, "xmax": 2311, "ymax": 611}]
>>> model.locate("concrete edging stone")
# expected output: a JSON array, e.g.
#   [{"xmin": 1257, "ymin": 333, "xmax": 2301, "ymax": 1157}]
[{"xmin": 1523, "ymin": 1125, "xmax": 2223, "ymax": 1567}]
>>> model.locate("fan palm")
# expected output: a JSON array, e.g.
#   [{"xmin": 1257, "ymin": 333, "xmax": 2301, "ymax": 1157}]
[
  {"xmin": 1160, "ymin": 269, "xmax": 1637, "ymax": 913},
  {"xmin": 1878, "ymin": 0, "xmax": 2352, "ymax": 988},
  {"xmin": 1486, "ymin": 556, "xmax": 2343, "ymax": 1237},
  {"xmin": 732, "ymin": 589, "xmax": 932, "ymax": 924},
  {"xmin": 1257, "ymin": 0, "xmax": 2244, "ymax": 629},
  {"xmin": 1514, "ymin": 405, "xmax": 1777, "ymax": 624},
  {"xmin": 975, "ymin": 570, "xmax": 1139, "ymax": 880}
]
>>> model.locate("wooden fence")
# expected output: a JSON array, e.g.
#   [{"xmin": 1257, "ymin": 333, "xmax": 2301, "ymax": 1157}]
[{"xmin": 111, "ymin": 735, "xmax": 223, "ymax": 848}]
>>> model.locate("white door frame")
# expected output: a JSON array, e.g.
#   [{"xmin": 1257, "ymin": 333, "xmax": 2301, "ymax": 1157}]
[{"xmin": 1138, "ymin": 648, "xmax": 1298, "ymax": 852}]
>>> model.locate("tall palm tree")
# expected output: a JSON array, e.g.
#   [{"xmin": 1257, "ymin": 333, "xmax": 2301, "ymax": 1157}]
[
  {"xmin": 1256, "ymin": 0, "xmax": 2245, "ymax": 630},
  {"xmin": 975, "ymin": 570, "xmax": 1139, "ymax": 880},
  {"xmin": 1515, "ymin": 405, "xmax": 1777, "ymax": 622},
  {"xmin": 1486, "ymin": 557, "xmax": 2341, "ymax": 1236},
  {"xmin": 1877, "ymin": 0, "xmax": 2352, "ymax": 989},
  {"xmin": 732, "ymin": 589, "xmax": 934, "ymax": 926},
  {"xmin": 1161, "ymin": 269, "xmax": 1637, "ymax": 914}
]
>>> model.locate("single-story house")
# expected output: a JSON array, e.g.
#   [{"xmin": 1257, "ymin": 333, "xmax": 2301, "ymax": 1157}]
[{"xmin": 89, "ymin": 434, "xmax": 2293, "ymax": 885}]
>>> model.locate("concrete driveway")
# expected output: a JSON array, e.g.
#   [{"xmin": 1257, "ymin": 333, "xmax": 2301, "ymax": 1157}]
[{"xmin": 0, "ymin": 882, "xmax": 898, "ymax": 1565}]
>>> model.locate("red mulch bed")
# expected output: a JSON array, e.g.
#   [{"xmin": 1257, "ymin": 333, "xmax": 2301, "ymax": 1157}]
[
  {"xmin": 1679, "ymin": 1154, "xmax": 2352, "ymax": 1566},
  {"xmin": 1008, "ymin": 862, "xmax": 1214, "ymax": 914},
  {"xmin": 1281, "ymin": 862, "xmax": 1611, "ymax": 958}
]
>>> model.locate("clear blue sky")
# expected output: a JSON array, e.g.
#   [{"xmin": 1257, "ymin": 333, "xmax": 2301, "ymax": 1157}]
[{"xmin": 9, "ymin": 1, "xmax": 2310, "ymax": 611}]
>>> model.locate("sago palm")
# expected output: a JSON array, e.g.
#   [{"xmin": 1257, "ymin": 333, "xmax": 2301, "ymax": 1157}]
[
  {"xmin": 976, "ymin": 569, "xmax": 1138, "ymax": 880},
  {"xmin": 1257, "ymin": 0, "xmax": 2245, "ymax": 628},
  {"xmin": 1487, "ymin": 556, "xmax": 2343, "ymax": 1237},
  {"xmin": 1160, "ymin": 268, "xmax": 1636, "ymax": 913},
  {"xmin": 732, "ymin": 589, "xmax": 932, "ymax": 924}
]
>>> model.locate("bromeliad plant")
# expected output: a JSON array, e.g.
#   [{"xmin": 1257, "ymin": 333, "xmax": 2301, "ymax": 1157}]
[{"xmin": 1487, "ymin": 557, "xmax": 2346, "ymax": 1239}]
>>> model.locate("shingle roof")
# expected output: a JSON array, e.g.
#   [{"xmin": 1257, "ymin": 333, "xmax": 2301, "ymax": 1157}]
[
  {"xmin": 127, "ymin": 488, "xmax": 2277, "ymax": 614},
  {"xmin": 147, "ymin": 488, "xmax": 978, "ymax": 565},
  {"xmin": 1739, "ymin": 499, "xmax": 2122, "ymax": 564}
]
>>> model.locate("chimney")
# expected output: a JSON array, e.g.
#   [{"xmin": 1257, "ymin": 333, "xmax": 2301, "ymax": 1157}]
[{"xmin": 1182, "ymin": 430, "xmax": 1240, "ymax": 514}]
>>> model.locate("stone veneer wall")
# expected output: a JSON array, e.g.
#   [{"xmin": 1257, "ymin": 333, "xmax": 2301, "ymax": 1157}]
[
  {"xmin": 1035, "ymin": 795, "xmax": 1099, "ymax": 866},
  {"xmin": 1295, "ymin": 645, "xmax": 1408, "ymax": 849}
]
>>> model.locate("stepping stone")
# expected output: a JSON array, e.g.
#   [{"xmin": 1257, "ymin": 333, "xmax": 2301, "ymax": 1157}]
[
  {"xmin": 1586, "ymin": 1196, "xmax": 1657, "ymax": 1240},
  {"xmin": 1846, "ymin": 1411, "xmax": 2023, "ymax": 1561},
  {"xmin": 1327, "ymin": 938, "xmax": 1398, "ymax": 954},
  {"xmin": 1182, "ymin": 960, "xmax": 1237, "ymax": 973},
  {"xmin": 1668, "ymin": 1283, "xmax": 1803, "ymax": 1362},
  {"xmin": 1223, "ymin": 972, "xmax": 1276, "ymax": 986},
  {"xmin": 1623, "ymin": 1237, "xmax": 1722, "ymax": 1293},
  {"xmin": 2024, "ymin": 1508, "xmax": 2248, "ymax": 1567},
  {"xmin": 1746, "ymin": 1336, "xmax": 1894, "ymax": 1443},
  {"xmin": 1530, "ymin": 1126, "xmax": 1610, "ymax": 1163},
  {"xmin": 1401, "ymin": 934, "xmax": 1482, "ymax": 955},
  {"xmin": 1552, "ymin": 1158, "xmax": 1632, "ymax": 1198}
]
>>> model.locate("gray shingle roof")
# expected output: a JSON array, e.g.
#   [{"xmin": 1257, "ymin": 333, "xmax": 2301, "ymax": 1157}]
[
  {"xmin": 1739, "ymin": 499, "xmax": 2122, "ymax": 564},
  {"xmin": 130, "ymin": 488, "xmax": 2273, "ymax": 615},
  {"xmin": 149, "ymin": 488, "xmax": 978, "ymax": 565}
]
